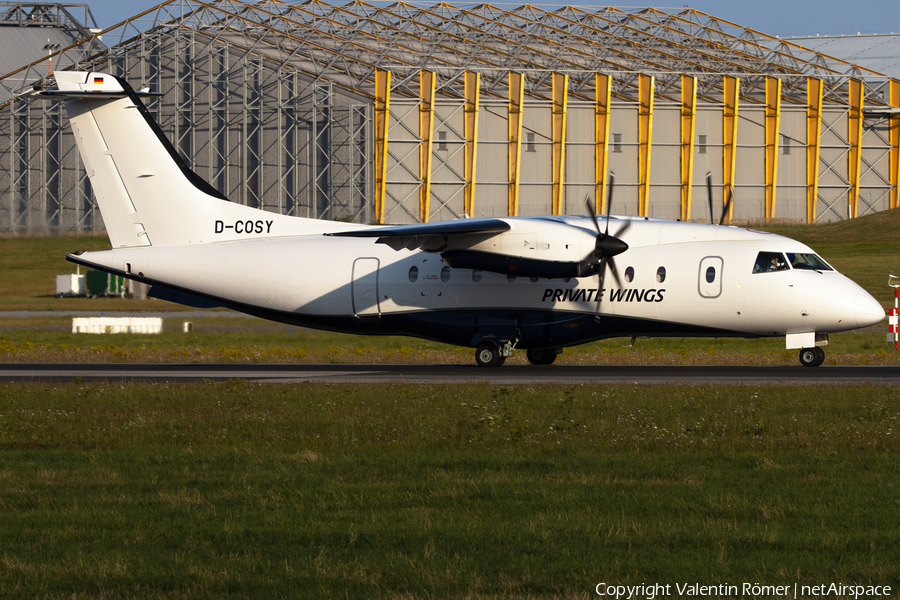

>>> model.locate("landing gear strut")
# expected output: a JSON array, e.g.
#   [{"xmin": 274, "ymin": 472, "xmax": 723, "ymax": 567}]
[
  {"xmin": 798, "ymin": 346, "xmax": 825, "ymax": 367},
  {"xmin": 526, "ymin": 348, "xmax": 560, "ymax": 365}
]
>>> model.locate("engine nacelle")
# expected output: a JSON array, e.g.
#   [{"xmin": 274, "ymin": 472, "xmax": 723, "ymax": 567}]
[{"xmin": 441, "ymin": 219, "xmax": 599, "ymax": 278}]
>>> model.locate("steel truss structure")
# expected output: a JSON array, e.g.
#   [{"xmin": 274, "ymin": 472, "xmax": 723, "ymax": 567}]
[{"xmin": 1, "ymin": 0, "xmax": 899, "ymax": 234}]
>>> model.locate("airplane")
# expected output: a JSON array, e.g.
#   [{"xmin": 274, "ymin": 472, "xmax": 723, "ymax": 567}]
[{"xmin": 42, "ymin": 70, "xmax": 885, "ymax": 367}]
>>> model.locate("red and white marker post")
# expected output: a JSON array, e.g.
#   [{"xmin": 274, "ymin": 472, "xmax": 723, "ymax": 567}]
[{"xmin": 889, "ymin": 275, "xmax": 899, "ymax": 349}]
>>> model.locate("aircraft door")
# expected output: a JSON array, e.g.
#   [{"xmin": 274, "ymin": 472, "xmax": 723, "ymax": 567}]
[
  {"xmin": 352, "ymin": 257, "xmax": 381, "ymax": 319},
  {"xmin": 698, "ymin": 256, "xmax": 723, "ymax": 298}
]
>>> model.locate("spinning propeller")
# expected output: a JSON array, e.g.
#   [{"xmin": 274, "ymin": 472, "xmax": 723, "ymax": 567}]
[{"xmin": 583, "ymin": 174, "xmax": 631, "ymax": 317}]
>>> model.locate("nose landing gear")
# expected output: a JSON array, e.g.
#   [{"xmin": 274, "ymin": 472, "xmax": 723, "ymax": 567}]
[
  {"xmin": 798, "ymin": 346, "xmax": 826, "ymax": 367},
  {"xmin": 474, "ymin": 339, "xmax": 517, "ymax": 367},
  {"xmin": 475, "ymin": 343, "xmax": 506, "ymax": 367}
]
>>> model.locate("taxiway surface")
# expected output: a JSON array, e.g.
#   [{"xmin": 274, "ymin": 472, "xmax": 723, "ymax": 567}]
[{"xmin": 2, "ymin": 363, "xmax": 900, "ymax": 384}]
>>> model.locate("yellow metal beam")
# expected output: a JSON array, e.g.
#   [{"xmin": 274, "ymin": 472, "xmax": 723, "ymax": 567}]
[
  {"xmin": 464, "ymin": 71, "xmax": 480, "ymax": 218},
  {"xmin": 890, "ymin": 79, "xmax": 900, "ymax": 210},
  {"xmin": 595, "ymin": 74, "xmax": 611, "ymax": 214},
  {"xmin": 508, "ymin": 71, "xmax": 524, "ymax": 217},
  {"xmin": 638, "ymin": 73, "xmax": 654, "ymax": 217},
  {"xmin": 723, "ymin": 75, "xmax": 740, "ymax": 224},
  {"xmin": 552, "ymin": 72, "xmax": 569, "ymax": 215},
  {"xmin": 806, "ymin": 77, "xmax": 823, "ymax": 224},
  {"xmin": 374, "ymin": 68, "xmax": 391, "ymax": 224},
  {"xmin": 680, "ymin": 75, "xmax": 698, "ymax": 222},
  {"xmin": 765, "ymin": 76, "xmax": 782, "ymax": 222},
  {"xmin": 848, "ymin": 77, "xmax": 865, "ymax": 219},
  {"xmin": 419, "ymin": 70, "xmax": 435, "ymax": 223}
]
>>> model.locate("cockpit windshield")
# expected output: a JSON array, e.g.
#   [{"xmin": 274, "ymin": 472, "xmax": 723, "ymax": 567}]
[
  {"xmin": 787, "ymin": 253, "xmax": 833, "ymax": 271},
  {"xmin": 752, "ymin": 252, "xmax": 789, "ymax": 273},
  {"xmin": 753, "ymin": 251, "xmax": 834, "ymax": 273}
]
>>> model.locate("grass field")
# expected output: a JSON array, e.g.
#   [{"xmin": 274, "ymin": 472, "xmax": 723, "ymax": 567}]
[{"xmin": 2, "ymin": 381, "xmax": 899, "ymax": 598}]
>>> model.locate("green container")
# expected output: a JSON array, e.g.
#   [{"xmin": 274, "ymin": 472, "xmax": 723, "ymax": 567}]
[{"xmin": 85, "ymin": 270, "xmax": 126, "ymax": 297}]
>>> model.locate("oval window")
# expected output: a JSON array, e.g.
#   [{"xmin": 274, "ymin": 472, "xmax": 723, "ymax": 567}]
[
  {"xmin": 408, "ymin": 266, "xmax": 418, "ymax": 282},
  {"xmin": 530, "ymin": 276, "xmax": 539, "ymax": 283},
  {"xmin": 706, "ymin": 266, "xmax": 716, "ymax": 283},
  {"xmin": 656, "ymin": 266, "xmax": 666, "ymax": 283},
  {"xmin": 624, "ymin": 266, "xmax": 634, "ymax": 283},
  {"xmin": 507, "ymin": 274, "xmax": 516, "ymax": 283},
  {"xmin": 472, "ymin": 269, "xmax": 483, "ymax": 283},
  {"xmin": 441, "ymin": 266, "xmax": 451, "ymax": 282}
]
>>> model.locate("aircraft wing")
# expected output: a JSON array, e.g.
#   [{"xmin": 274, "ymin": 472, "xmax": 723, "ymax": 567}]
[{"xmin": 325, "ymin": 218, "xmax": 510, "ymax": 251}]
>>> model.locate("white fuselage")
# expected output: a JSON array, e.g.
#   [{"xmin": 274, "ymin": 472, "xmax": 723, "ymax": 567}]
[{"xmin": 74, "ymin": 216, "xmax": 884, "ymax": 350}]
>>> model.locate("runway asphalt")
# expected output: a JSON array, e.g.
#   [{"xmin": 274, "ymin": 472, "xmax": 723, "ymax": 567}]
[{"xmin": 2, "ymin": 363, "xmax": 900, "ymax": 384}]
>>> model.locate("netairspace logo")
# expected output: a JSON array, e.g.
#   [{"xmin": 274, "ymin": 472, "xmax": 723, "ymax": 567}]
[{"xmin": 594, "ymin": 582, "xmax": 892, "ymax": 599}]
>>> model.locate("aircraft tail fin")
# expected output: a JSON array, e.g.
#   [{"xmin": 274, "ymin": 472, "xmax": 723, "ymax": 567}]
[{"xmin": 49, "ymin": 71, "xmax": 336, "ymax": 248}]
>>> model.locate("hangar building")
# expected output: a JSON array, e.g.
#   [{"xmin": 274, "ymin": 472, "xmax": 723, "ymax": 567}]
[{"xmin": 1, "ymin": 0, "xmax": 898, "ymax": 235}]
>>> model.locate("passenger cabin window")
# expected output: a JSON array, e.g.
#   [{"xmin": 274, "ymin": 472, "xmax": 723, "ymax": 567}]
[
  {"xmin": 624, "ymin": 266, "xmax": 634, "ymax": 283},
  {"xmin": 472, "ymin": 269, "xmax": 483, "ymax": 283},
  {"xmin": 656, "ymin": 266, "xmax": 666, "ymax": 283},
  {"xmin": 787, "ymin": 253, "xmax": 833, "ymax": 271},
  {"xmin": 441, "ymin": 266, "xmax": 451, "ymax": 282},
  {"xmin": 752, "ymin": 252, "xmax": 789, "ymax": 274},
  {"xmin": 706, "ymin": 266, "xmax": 716, "ymax": 283},
  {"xmin": 408, "ymin": 266, "xmax": 419, "ymax": 282}
]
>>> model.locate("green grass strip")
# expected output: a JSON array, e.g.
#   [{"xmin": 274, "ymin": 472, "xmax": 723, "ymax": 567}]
[{"xmin": 1, "ymin": 382, "xmax": 899, "ymax": 598}]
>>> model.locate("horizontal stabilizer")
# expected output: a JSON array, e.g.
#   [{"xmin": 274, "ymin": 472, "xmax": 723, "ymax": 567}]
[{"xmin": 40, "ymin": 90, "xmax": 163, "ymax": 99}]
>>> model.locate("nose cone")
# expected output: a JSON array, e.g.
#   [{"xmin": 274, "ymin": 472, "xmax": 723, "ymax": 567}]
[{"xmin": 855, "ymin": 290, "xmax": 885, "ymax": 328}]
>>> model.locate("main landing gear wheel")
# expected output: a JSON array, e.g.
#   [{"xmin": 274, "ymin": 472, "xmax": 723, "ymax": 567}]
[
  {"xmin": 475, "ymin": 343, "xmax": 506, "ymax": 368},
  {"xmin": 798, "ymin": 347, "xmax": 825, "ymax": 367},
  {"xmin": 526, "ymin": 348, "xmax": 558, "ymax": 365}
]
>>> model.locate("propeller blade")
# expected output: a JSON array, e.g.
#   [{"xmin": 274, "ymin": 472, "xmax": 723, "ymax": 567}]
[
  {"xmin": 604, "ymin": 173, "xmax": 616, "ymax": 236},
  {"xmin": 719, "ymin": 186, "xmax": 734, "ymax": 226},
  {"xmin": 593, "ymin": 256, "xmax": 623, "ymax": 321},
  {"xmin": 706, "ymin": 172, "xmax": 714, "ymax": 225},
  {"xmin": 585, "ymin": 196, "xmax": 602, "ymax": 237},
  {"xmin": 607, "ymin": 256, "xmax": 623, "ymax": 289},
  {"xmin": 611, "ymin": 218, "xmax": 631, "ymax": 239},
  {"xmin": 581, "ymin": 173, "xmax": 628, "ymax": 287},
  {"xmin": 594, "ymin": 258, "xmax": 608, "ymax": 319}
]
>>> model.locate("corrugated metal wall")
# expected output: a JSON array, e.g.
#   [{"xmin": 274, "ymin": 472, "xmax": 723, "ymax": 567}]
[
  {"xmin": 818, "ymin": 109, "xmax": 852, "ymax": 222},
  {"xmin": 3, "ymin": 62, "xmax": 897, "ymax": 232},
  {"xmin": 382, "ymin": 97, "xmax": 895, "ymax": 225},
  {"xmin": 429, "ymin": 101, "xmax": 467, "ymax": 222}
]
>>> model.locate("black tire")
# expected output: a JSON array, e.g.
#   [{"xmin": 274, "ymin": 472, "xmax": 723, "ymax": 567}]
[
  {"xmin": 813, "ymin": 346, "xmax": 826, "ymax": 366},
  {"xmin": 475, "ymin": 343, "xmax": 505, "ymax": 367},
  {"xmin": 799, "ymin": 347, "xmax": 825, "ymax": 367},
  {"xmin": 526, "ymin": 348, "xmax": 557, "ymax": 365}
]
